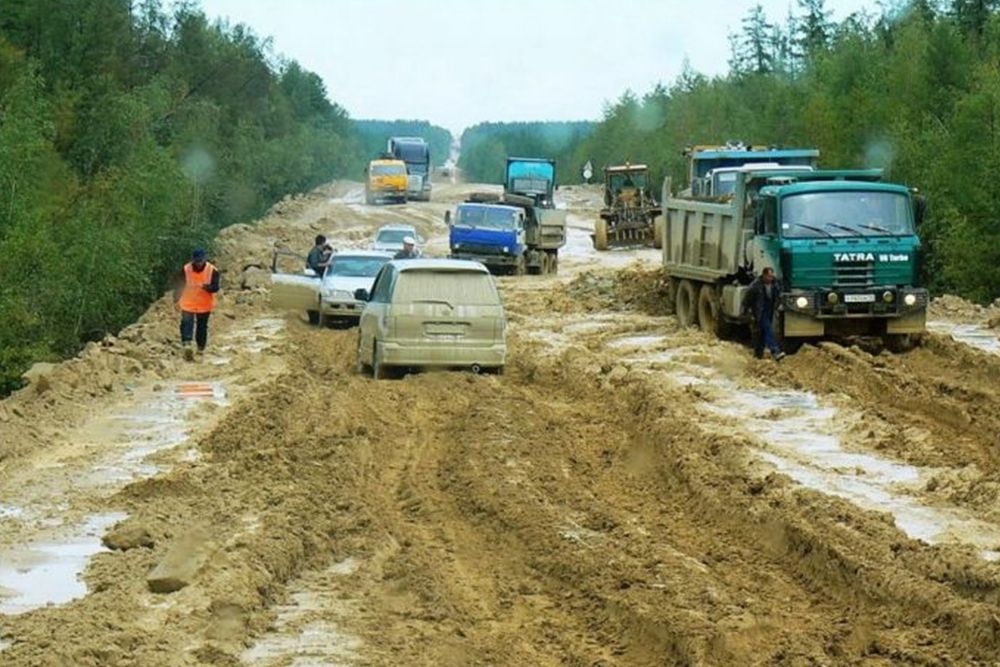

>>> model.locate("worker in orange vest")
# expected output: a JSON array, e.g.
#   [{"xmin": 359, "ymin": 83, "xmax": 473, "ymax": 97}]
[{"xmin": 174, "ymin": 249, "xmax": 221, "ymax": 361}]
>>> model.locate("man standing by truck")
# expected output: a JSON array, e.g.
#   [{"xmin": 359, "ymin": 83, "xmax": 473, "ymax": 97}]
[
  {"xmin": 743, "ymin": 267, "xmax": 785, "ymax": 361},
  {"xmin": 175, "ymin": 249, "xmax": 220, "ymax": 361}
]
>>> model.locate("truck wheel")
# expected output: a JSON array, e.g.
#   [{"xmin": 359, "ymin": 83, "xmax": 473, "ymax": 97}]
[
  {"xmin": 514, "ymin": 255, "xmax": 527, "ymax": 276},
  {"xmin": 697, "ymin": 284, "xmax": 723, "ymax": 337},
  {"xmin": 653, "ymin": 218, "xmax": 664, "ymax": 249},
  {"xmin": 550, "ymin": 253, "xmax": 559, "ymax": 274},
  {"xmin": 676, "ymin": 280, "xmax": 698, "ymax": 328},
  {"xmin": 307, "ymin": 310, "xmax": 320, "ymax": 326},
  {"xmin": 885, "ymin": 334, "xmax": 915, "ymax": 353},
  {"xmin": 594, "ymin": 219, "xmax": 609, "ymax": 251}
]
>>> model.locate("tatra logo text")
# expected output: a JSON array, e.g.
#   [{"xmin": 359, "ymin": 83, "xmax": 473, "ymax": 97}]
[{"xmin": 833, "ymin": 252, "xmax": 909, "ymax": 263}]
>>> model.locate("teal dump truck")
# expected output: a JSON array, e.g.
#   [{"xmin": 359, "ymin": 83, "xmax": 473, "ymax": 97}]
[
  {"xmin": 505, "ymin": 157, "xmax": 556, "ymax": 209},
  {"xmin": 661, "ymin": 168, "xmax": 928, "ymax": 350}
]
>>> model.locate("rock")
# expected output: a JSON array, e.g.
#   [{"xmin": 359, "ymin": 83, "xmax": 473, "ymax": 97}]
[
  {"xmin": 22, "ymin": 362, "xmax": 57, "ymax": 394},
  {"xmin": 240, "ymin": 266, "xmax": 271, "ymax": 290},
  {"xmin": 103, "ymin": 525, "xmax": 155, "ymax": 551},
  {"xmin": 147, "ymin": 528, "xmax": 215, "ymax": 593},
  {"xmin": 607, "ymin": 365, "xmax": 629, "ymax": 383},
  {"xmin": 988, "ymin": 315, "xmax": 1000, "ymax": 330}
]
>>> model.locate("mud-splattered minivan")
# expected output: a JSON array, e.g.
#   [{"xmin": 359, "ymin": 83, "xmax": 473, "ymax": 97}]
[{"xmin": 354, "ymin": 259, "xmax": 507, "ymax": 379}]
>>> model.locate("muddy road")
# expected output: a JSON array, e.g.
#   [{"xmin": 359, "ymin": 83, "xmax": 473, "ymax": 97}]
[{"xmin": 1, "ymin": 181, "xmax": 1000, "ymax": 665}]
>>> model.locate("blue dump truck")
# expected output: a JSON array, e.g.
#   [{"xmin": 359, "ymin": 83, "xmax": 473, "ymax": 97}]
[
  {"xmin": 388, "ymin": 137, "xmax": 432, "ymax": 201},
  {"xmin": 661, "ymin": 167, "xmax": 928, "ymax": 351},
  {"xmin": 504, "ymin": 157, "xmax": 557, "ymax": 208},
  {"xmin": 447, "ymin": 193, "xmax": 566, "ymax": 275}
]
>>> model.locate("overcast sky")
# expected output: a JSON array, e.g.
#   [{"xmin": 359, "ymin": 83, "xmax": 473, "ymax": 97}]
[{"xmin": 197, "ymin": 0, "xmax": 879, "ymax": 133}]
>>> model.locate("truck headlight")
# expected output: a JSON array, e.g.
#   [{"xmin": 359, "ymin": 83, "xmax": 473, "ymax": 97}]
[
  {"xmin": 827, "ymin": 292, "xmax": 839, "ymax": 305},
  {"xmin": 904, "ymin": 293, "xmax": 917, "ymax": 306},
  {"xmin": 882, "ymin": 290, "xmax": 894, "ymax": 303},
  {"xmin": 795, "ymin": 296, "xmax": 809, "ymax": 309},
  {"xmin": 502, "ymin": 246, "xmax": 509, "ymax": 253}
]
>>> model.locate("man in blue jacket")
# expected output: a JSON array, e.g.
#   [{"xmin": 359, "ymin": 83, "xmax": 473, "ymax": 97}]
[{"xmin": 743, "ymin": 267, "xmax": 786, "ymax": 361}]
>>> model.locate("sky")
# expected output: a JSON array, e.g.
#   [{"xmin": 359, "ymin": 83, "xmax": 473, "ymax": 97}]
[{"xmin": 196, "ymin": 0, "xmax": 880, "ymax": 133}]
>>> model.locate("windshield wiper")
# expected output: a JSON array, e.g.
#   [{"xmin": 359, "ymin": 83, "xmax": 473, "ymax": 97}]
[
  {"xmin": 857, "ymin": 222, "xmax": 896, "ymax": 235},
  {"xmin": 790, "ymin": 222, "xmax": 835, "ymax": 239},
  {"xmin": 820, "ymin": 221, "xmax": 869, "ymax": 236}
]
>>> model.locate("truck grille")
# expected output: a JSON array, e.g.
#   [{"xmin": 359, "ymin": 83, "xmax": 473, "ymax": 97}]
[{"xmin": 833, "ymin": 261, "xmax": 875, "ymax": 288}]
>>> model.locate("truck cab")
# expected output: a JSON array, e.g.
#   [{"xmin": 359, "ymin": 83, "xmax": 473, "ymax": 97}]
[
  {"xmin": 704, "ymin": 163, "xmax": 813, "ymax": 197},
  {"xmin": 365, "ymin": 159, "xmax": 408, "ymax": 205},
  {"xmin": 750, "ymin": 176, "xmax": 927, "ymax": 339},
  {"xmin": 388, "ymin": 137, "xmax": 432, "ymax": 201},
  {"xmin": 686, "ymin": 144, "xmax": 819, "ymax": 196},
  {"xmin": 505, "ymin": 158, "xmax": 556, "ymax": 209},
  {"xmin": 449, "ymin": 203, "xmax": 527, "ymax": 273}
]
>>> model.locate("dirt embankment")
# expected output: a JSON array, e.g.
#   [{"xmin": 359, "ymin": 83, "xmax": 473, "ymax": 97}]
[{"xmin": 4, "ymin": 185, "xmax": 1000, "ymax": 665}]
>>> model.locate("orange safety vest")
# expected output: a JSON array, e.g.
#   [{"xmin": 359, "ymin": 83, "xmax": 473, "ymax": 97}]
[{"xmin": 179, "ymin": 262, "xmax": 217, "ymax": 313}]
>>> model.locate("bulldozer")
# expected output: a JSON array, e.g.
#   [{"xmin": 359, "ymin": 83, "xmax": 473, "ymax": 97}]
[{"xmin": 593, "ymin": 163, "xmax": 662, "ymax": 250}]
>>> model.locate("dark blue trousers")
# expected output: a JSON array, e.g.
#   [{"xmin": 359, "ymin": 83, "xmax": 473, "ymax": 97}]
[{"xmin": 180, "ymin": 311, "xmax": 211, "ymax": 350}]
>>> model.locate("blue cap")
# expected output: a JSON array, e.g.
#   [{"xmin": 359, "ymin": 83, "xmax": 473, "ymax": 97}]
[{"xmin": 192, "ymin": 249, "xmax": 207, "ymax": 261}]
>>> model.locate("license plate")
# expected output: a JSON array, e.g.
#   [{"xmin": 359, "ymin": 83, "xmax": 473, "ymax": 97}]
[
  {"xmin": 424, "ymin": 323, "xmax": 467, "ymax": 336},
  {"xmin": 844, "ymin": 293, "xmax": 875, "ymax": 303}
]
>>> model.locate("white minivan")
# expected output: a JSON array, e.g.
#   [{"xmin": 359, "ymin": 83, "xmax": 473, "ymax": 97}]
[{"xmin": 354, "ymin": 259, "xmax": 507, "ymax": 379}]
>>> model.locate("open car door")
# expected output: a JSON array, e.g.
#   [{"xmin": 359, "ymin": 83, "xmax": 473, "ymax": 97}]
[{"xmin": 270, "ymin": 249, "xmax": 321, "ymax": 312}]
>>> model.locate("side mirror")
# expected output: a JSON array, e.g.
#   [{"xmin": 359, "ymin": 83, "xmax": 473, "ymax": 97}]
[
  {"xmin": 444, "ymin": 210, "xmax": 452, "ymax": 226},
  {"xmin": 354, "ymin": 288, "xmax": 370, "ymax": 302}
]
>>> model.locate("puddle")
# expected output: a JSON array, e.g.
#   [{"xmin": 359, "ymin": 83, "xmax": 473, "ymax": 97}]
[
  {"xmin": 73, "ymin": 381, "xmax": 226, "ymax": 489},
  {"xmin": 627, "ymin": 340, "xmax": 1000, "ymax": 558},
  {"xmin": 607, "ymin": 334, "xmax": 667, "ymax": 349},
  {"xmin": 0, "ymin": 512, "xmax": 126, "ymax": 615},
  {"xmin": 709, "ymin": 389, "xmax": 1000, "ymax": 555},
  {"xmin": 928, "ymin": 321, "xmax": 1000, "ymax": 355},
  {"xmin": 0, "ymin": 505, "xmax": 25, "ymax": 521},
  {"xmin": 222, "ymin": 317, "xmax": 286, "ymax": 354},
  {"xmin": 243, "ymin": 561, "xmax": 362, "ymax": 666}
]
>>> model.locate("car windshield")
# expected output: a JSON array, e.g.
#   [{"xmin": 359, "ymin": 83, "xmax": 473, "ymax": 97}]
[
  {"xmin": 325, "ymin": 255, "xmax": 390, "ymax": 278},
  {"xmin": 371, "ymin": 164, "xmax": 405, "ymax": 176},
  {"xmin": 392, "ymin": 270, "xmax": 498, "ymax": 305},
  {"xmin": 456, "ymin": 207, "xmax": 518, "ymax": 230},
  {"xmin": 376, "ymin": 229, "xmax": 412, "ymax": 245},
  {"xmin": 609, "ymin": 172, "xmax": 647, "ymax": 190},
  {"xmin": 781, "ymin": 191, "xmax": 913, "ymax": 238}
]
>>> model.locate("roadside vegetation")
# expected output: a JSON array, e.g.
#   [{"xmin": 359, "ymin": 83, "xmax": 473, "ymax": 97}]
[
  {"xmin": 0, "ymin": 0, "xmax": 358, "ymax": 392},
  {"xmin": 458, "ymin": 121, "xmax": 595, "ymax": 184}
]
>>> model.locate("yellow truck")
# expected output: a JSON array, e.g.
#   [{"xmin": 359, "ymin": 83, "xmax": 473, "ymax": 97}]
[{"xmin": 365, "ymin": 158, "xmax": 408, "ymax": 205}]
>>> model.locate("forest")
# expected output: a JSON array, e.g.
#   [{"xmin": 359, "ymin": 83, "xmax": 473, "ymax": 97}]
[
  {"xmin": 354, "ymin": 119, "xmax": 452, "ymax": 167},
  {"xmin": 0, "ymin": 0, "xmax": 358, "ymax": 391},
  {"xmin": 458, "ymin": 121, "xmax": 595, "ymax": 184}
]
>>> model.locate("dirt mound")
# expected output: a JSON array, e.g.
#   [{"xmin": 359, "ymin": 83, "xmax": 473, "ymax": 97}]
[
  {"xmin": 930, "ymin": 293, "xmax": 1000, "ymax": 325},
  {"xmin": 566, "ymin": 265, "xmax": 672, "ymax": 315}
]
